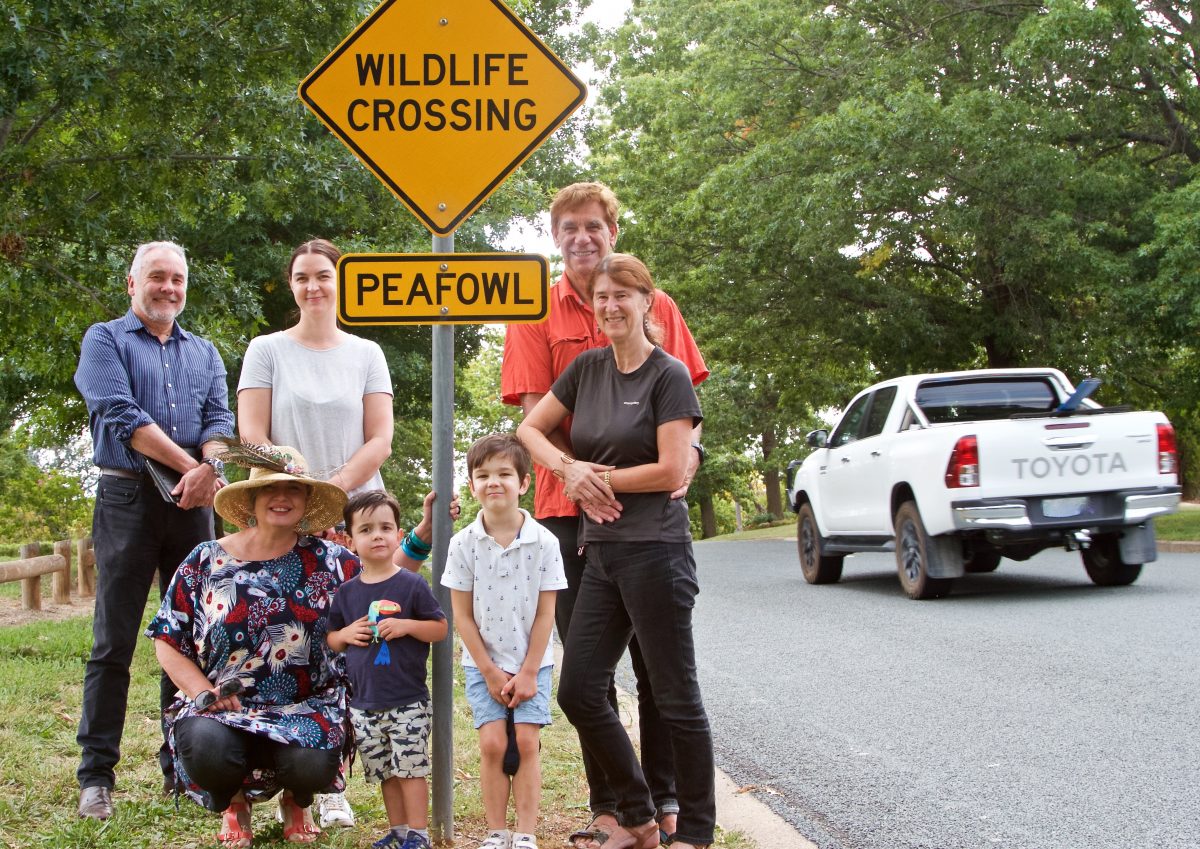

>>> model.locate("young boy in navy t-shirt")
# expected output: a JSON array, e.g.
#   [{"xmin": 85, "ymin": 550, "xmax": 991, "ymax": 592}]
[{"xmin": 328, "ymin": 491, "xmax": 447, "ymax": 849}]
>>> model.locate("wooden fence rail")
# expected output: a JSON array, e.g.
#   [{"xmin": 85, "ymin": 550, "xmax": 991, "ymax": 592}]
[{"xmin": 0, "ymin": 537, "xmax": 95, "ymax": 611}]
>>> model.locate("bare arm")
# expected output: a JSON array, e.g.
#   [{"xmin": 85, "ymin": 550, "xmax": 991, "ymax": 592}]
[
  {"xmin": 517, "ymin": 392, "xmax": 619, "ymax": 516},
  {"xmin": 519, "ymin": 393, "xmax": 572, "ymax": 454},
  {"xmin": 236, "ymin": 387, "xmax": 273, "ymax": 446},
  {"xmin": 327, "ymin": 615, "xmax": 374, "ymax": 652},
  {"xmin": 129, "ymin": 425, "xmax": 221, "ymax": 509},
  {"xmin": 376, "ymin": 616, "xmax": 449, "ymax": 644},
  {"xmin": 608, "ymin": 418, "xmax": 693, "ymax": 494},
  {"xmin": 154, "ymin": 639, "xmax": 241, "ymax": 712},
  {"xmin": 668, "ymin": 423, "xmax": 705, "ymax": 500},
  {"xmin": 450, "ymin": 589, "xmax": 510, "ymax": 704},
  {"xmin": 393, "ymin": 491, "xmax": 436, "ymax": 573},
  {"xmin": 502, "ymin": 589, "xmax": 557, "ymax": 707},
  {"xmin": 331, "ymin": 392, "xmax": 394, "ymax": 493}
]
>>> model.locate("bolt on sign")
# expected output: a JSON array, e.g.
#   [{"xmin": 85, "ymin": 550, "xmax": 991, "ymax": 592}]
[
  {"xmin": 299, "ymin": 0, "xmax": 587, "ymax": 236},
  {"xmin": 338, "ymin": 253, "xmax": 549, "ymax": 325}
]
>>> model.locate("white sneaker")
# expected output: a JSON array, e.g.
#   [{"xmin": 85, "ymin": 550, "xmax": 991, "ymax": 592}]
[
  {"xmin": 479, "ymin": 830, "xmax": 510, "ymax": 849},
  {"xmin": 317, "ymin": 792, "xmax": 355, "ymax": 828}
]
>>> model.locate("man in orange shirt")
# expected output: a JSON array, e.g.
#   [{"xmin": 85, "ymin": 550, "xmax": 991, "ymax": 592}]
[{"xmin": 501, "ymin": 182, "xmax": 708, "ymax": 844}]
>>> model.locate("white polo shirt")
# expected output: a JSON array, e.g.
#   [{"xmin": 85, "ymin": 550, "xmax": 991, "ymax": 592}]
[{"xmin": 441, "ymin": 509, "xmax": 568, "ymax": 674}]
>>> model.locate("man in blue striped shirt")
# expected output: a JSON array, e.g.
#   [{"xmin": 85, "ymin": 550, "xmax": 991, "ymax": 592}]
[{"xmin": 73, "ymin": 241, "xmax": 234, "ymax": 820}]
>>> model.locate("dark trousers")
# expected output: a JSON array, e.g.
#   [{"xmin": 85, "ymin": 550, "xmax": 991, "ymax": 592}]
[
  {"xmin": 557, "ymin": 541, "xmax": 715, "ymax": 845},
  {"xmin": 175, "ymin": 716, "xmax": 340, "ymax": 812},
  {"xmin": 542, "ymin": 517, "xmax": 679, "ymax": 820},
  {"xmin": 76, "ymin": 472, "xmax": 214, "ymax": 790}
]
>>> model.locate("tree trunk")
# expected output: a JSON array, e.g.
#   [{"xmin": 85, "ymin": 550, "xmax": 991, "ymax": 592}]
[
  {"xmin": 699, "ymin": 493, "xmax": 717, "ymax": 539},
  {"xmin": 762, "ymin": 427, "xmax": 783, "ymax": 518}
]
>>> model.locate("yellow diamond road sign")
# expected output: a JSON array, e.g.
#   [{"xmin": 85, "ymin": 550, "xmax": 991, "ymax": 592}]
[
  {"xmin": 300, "ymin": 0, "xmax": 586, "ymax": 236},
  {"xmin": 339, "ymin": 253, "xmax": 548, "ymax": 325}
]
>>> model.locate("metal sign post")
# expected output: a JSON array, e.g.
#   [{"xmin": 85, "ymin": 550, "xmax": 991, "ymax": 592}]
[
  {"xmin": 429, "ymin": 234, "xmax": 455, "ymax": 840},
  {"xmin": 300, "ymin": 1, "xmax": 586, "ymax": 839}
]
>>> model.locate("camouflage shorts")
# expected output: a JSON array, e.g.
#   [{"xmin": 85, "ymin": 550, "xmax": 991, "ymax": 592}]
[{"xmin": 350, "ymin": 700, "xmax": 432, "ymax": 782}]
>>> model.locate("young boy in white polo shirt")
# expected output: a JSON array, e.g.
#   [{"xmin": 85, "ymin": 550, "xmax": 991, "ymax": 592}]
[{"xmin": 441, "ymin": 434, "xmax": 567, "ymax": 849}]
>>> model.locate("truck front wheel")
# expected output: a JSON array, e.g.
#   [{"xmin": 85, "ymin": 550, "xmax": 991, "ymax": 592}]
[
  {"xmin": 1082, "ymin": 534, "xmax": 1143, "ymax": 586},
  {"xmin": 797, "ymin": 503, "xmax": 843, "ymax": 584},
  {"xmin": 894, "ymin": 501, "xmax": 955, "ymax": 600}
]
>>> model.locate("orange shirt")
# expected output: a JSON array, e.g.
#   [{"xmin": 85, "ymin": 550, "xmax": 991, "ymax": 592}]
[{"xmin": 502, "ymin": 274, "xmax": 709, "ymax": 519}]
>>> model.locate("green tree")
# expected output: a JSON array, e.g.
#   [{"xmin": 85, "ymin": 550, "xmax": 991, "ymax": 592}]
[
  {"xmin": 1, "ymin": 0, "xmax": 595, "ymax": 505},
  {"xmin": 0, "ymin": 428, "xmax": 92, "ymax": 543},
  {"xmin": 590, "ymin": 0, "xmax": 1200, "ymax": 493}
]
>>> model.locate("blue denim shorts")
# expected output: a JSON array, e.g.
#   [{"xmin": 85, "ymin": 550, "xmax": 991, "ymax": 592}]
[{"xmin": 463, "ymin": 665, "xmax": 553, "ymax": 728}]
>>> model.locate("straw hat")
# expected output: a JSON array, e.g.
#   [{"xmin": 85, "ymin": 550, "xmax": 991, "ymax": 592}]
[{"xmin": 213, "ymin": 443, "xmax": 347, "ymax": 532}]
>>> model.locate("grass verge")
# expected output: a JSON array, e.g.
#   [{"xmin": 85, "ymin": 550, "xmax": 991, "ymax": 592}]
[{"xmin": 0, "ymin": 602, "xmax": 752, "ymax": 848}]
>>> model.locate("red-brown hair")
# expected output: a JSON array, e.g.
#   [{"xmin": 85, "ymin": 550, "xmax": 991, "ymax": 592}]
[{"xmin": 591, "ymin": 253, "xmax": 663, "ymax": 346}]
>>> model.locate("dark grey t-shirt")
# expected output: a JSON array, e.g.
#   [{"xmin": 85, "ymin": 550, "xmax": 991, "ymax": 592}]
[{"xmin": 552, "ymin": 346, "xmax": 702, "ymax": 543}]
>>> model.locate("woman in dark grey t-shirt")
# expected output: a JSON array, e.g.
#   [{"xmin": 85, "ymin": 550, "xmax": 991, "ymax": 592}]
[{"xmin": 517, "ymin": 254, "xmax": 715, "ymax": 849}]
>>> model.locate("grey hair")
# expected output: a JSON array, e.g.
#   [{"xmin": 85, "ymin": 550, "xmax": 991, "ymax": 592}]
[{"xmin": 129, "ymin": 241, "xmax": 188, "ymax": 281}]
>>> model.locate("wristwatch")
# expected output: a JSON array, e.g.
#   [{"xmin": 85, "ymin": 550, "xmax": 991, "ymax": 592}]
[
  {"xmin": 201, "ymin": 456, "xmax": 225, "ymax": 476},
  {"xmin": 691, "ymin": 442, "xmax": 706, "ymax": 466}
]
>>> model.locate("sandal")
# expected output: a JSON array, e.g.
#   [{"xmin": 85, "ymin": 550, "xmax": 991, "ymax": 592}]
[
  {"xmin": 511, "ymin": 834, "xmax": 538, "ymax": 849},
  {"xmin": 279, "ymin": 792, "xmax": 321, "ymax": 843},
  {"xmin": 217, "ymin": 799, "xmax": 253, "ymax": 848},
  {"xmin": 568, "ymin": 815, "xmax": 611, "ymax": 849},
  {"xmin": 571, "ymin": 819, "xmax": 659, "ymax": 849},
  {"xmin": 479, "ymin": 830, "xmax": 509, "ymax": 848}
]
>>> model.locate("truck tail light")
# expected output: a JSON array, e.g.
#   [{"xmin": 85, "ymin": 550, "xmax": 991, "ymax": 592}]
[
  {"xmin": 1158, "ymin": 423, "xmax": 1178, "ymax": 476},
  {"xmin": 945, "ymin": 435, "xmax": 980, "ymax": 488}
]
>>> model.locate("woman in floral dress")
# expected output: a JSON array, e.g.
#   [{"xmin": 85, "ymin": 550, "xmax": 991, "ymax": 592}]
[{"xmin": 147, "ymin": 444, "xmax": 356, "ymax": 846}]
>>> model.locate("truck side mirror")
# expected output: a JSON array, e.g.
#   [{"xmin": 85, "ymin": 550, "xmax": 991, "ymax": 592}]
[{"xmin": 806, "ymin": 429, "xmax": 828, "ymax": 448}]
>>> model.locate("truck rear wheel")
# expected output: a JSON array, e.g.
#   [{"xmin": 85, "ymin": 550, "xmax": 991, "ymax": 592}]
[
  {"xmin": 1082, "ymin": 534, "xmax": 1143, "ymax": 586},
  {"xmin": 894, "ymin": 501, "xmax": 955, "ymax": 599},
  {"xmin": 797, "ymin": 503, "xmax": 843, "ymax": 584}
]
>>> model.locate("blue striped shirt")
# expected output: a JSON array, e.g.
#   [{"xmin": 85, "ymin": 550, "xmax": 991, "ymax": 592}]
[{"xmin": 74, "ymin": 310, "xmax": 234, "ymax": 471}]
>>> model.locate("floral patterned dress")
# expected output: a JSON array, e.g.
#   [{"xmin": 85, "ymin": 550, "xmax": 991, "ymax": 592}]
[{"xmin": 146, "ymin": 535, "xmax": 360, "ymax": 807}]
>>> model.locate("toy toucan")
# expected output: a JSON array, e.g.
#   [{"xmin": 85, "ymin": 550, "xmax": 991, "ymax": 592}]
[{"xmin": 368, "ymin": 600, "xmax": 403, "ymax": 665}]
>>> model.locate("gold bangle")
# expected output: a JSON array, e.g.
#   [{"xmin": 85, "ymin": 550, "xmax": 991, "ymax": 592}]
[
  {"xmin": 603, "ymin": 469, "xmax": 612, "ymax": 490},
  {"xmin": 561, "ymin": 452, "xmax": 576, "ymax": 465}
]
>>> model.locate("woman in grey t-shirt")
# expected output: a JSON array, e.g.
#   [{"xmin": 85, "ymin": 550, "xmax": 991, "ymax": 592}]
[
  {"xmin": 237, "ymin": 239, "xmax": 394, "ymax": 498},
  {"xmin": 517, "ymin": 254, "xmax": 715, "ymax": 849}
]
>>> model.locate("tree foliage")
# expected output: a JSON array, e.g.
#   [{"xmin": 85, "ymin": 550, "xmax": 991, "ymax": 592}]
[
  {"xmin": 0, "ymin": 427, "xmax": 92, "ymax": 542},
  {"xmin": 1, "ymin": 0, "xmax": 595, "ymax": 506},
  {"xmin": 589, "ymin": 0, "xmax": 1200, "ymax": 494}
]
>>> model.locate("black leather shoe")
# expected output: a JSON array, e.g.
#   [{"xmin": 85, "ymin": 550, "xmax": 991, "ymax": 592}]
[{"xmin": 78, "ymin": 785, "xmax": 113, "ymax": 820}]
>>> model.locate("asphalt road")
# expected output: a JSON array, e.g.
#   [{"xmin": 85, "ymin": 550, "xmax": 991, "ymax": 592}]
[{"xmin": 683, "ymin": 539, "xmax": 1200, "ymax": 849}]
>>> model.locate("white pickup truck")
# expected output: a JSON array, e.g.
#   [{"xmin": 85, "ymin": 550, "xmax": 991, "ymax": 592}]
[{"xmin": 785, "ymin": 369, "xmax": 1181, "ymax": 598}]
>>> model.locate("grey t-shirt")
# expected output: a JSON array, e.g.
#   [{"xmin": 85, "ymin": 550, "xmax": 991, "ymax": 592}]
[
  {"xmin": 237, "ymin": 332, "xmax": 392, "ymax": 495},
  {"xmin": 552, "ymin": 346, "xmax": 702, "ymax": 543}
]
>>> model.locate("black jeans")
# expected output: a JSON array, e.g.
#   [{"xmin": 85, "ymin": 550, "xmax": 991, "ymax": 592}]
[
  {"xmin": 558, "ymin": 540, "xmax": 715, "ymax": 845},
  {"xmin": 76, "ymin": 472, "xmax": 214, "ymax": 789},
  {"xmin": 174, "ymin": 716, "xmax": 340, "ymax": 812},
  {"xmin": 542, "ymin": 517, "xmax": 679, "ymax": 821}
]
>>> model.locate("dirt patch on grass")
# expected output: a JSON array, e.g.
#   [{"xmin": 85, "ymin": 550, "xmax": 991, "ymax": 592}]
[{"xmin": 0, "ymin": 587, "xmax": 95, "ymax": 628}]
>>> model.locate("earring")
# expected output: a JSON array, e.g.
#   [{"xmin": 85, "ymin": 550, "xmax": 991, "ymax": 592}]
[
  {"xmin": 297, "ymin": 518, "xmax": 309, "ymax": 533},
  {"xmin": 246, "ymin": 516, "xmax": 257, "ymax": 527}
]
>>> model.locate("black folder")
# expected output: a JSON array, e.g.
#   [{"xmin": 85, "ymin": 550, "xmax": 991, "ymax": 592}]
[{"xmin": 143, "ymin": 457, "xmax": 183, "ymax": 503}]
